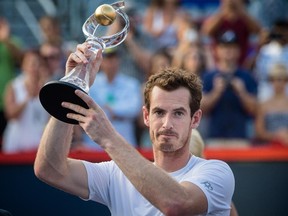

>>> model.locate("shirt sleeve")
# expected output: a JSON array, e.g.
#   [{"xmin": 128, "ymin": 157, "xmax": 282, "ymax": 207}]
[
  {"xmin": 183, "ymin": 160, "xmax": 235, "ymax": 215},
  {"xmin": 81, "ymin": 160, "xmax": 113, "ymax": 205}
]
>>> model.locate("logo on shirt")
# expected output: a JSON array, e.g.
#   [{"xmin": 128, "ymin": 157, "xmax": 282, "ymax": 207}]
[{"xmin": 201, "ymin": 181, "xmax": 213, "ymax": 191}]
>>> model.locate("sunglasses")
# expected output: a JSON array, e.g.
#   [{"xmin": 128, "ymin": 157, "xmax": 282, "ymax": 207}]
[{"xmin": 269, "ymin": 77, "xmax": 288, "ymax": 82}]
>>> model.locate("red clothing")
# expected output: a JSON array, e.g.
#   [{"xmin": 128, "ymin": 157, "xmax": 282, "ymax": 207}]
[{"xmin": 211, "ymin": 17, "xmax": 251, "ymax": 64}]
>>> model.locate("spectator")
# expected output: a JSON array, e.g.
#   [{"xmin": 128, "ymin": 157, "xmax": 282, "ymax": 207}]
[
  {"xmin": 249, "ymin": 0, "xmax": 288, "ymax": 29},
  {"xmin": 255, "ymin": 63, "xmax": 288, "ymax": 146},
  {"xmin": 171, "ymin": 11, "xmax": 209, "ymax": 76},
  {"xmin": 39, "ymin": 42, "xmax": 66, "ymax": 80},
  {"xmin": 38, "ymin": 15, "xmax": 74, "ymax": 80},
  {"xmin": 82, "ymin": 48, "xmax": 142, "ymax": 150},
  {"xmin": 189, "ymin": 129, "xmax": 205, "ymax": 158},
  {"xmin": 201, "ymin": 0, "xmax": 261, "ymax": 66},
  {"xmin": 0, "ymin": 17, "xmax": 23, "ymax": 146},
  {"xmin": 107, "ymin": 7, "xmax": 154, "ymax": 82},
  {"xmin": 201, "ymin": 30, "xmax": 258, "ymax": 147},
  {"xmin": 254, "ymin": 19, "xmax": 288, "ymax": 102},
  {"xmin": 2, "ymin": 50, "xmax": 50, "ymax": 153},
  {"xmin": 146, "ymin": 48, "xmax": 172, "ymax": 79},
  {"xmin": 142, "ymin": 0, "xmax": 186, "ymax": 51},
  {"xmin": 39, "ymin": 15, "xmax": 62, "ymax": 46},
  {"xmin": 173, "ymin": 45, "xmax": 207, "ymax": 78}
]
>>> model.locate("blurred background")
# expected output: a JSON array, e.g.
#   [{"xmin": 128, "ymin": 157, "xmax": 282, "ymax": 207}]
[{"xmin": 1, "ymin": 0, "xmax": 288, "ymax": 215}]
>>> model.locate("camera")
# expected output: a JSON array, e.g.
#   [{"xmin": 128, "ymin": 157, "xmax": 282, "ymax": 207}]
[{"xmin": 220, "ymin": 73, "xmax": 234, "ymax": 89}]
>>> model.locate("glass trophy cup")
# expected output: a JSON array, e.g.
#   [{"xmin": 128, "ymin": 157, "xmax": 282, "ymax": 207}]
[{"xmin": 39, "ymin": 1, "xmax": 129, "ymax": 124}]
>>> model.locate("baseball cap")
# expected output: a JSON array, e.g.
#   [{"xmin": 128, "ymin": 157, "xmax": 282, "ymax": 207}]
[{"xmin": 217, "ymin": 30, "xmax": 239, "ymax": 45}]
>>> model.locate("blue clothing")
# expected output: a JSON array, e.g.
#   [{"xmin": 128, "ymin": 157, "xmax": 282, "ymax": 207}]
[
  {"xmin": 202, "ymin": 69, "xmax": 257, "ymax": 138},
  {"xmin": 265, "ymin": 112, "xmax": 288, "ymax": 132},
  {"xmin": 83, "ymin": 71, "xmax": 142, "ymax": 150}
]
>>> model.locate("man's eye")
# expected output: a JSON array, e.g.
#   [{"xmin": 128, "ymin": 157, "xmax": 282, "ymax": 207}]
[
  {"xmin": 154, "ymin": 110, "xmax": 164, "ymax": 116},
  {"xmin": 175, "ymin": 111, "xmax": 184, "ymax": 117}
]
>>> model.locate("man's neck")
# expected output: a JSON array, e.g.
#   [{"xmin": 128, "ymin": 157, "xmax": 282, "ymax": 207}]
[
  {"xmin": 217, "ymin": 61, "xmax": 237, "ymax": 73},
  {"xmin": 153, "ymin": 150, "xmax": 192, "ymax": 173},
  {"xmin": 105, "ymin": 71, "xmax": 117, "ymax": 83}
]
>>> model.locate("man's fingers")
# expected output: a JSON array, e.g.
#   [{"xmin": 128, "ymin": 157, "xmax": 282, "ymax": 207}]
[
  {"xmin": 61, "ymin": 101, "xmax": 87, "ymax": 116},
  {"xmin": 73, "ymin": 50, "xmax": 88, "ymax": 64},
  {"xmin": 66, "ymin": 112, "xmax": 86, "ymax": 123},
  {"xmin": 61, "ymin": 90, "xmax": 104, "ymax": 124},
  {"xmin": 74, "ymin": 90, "xmax": 102, "ymax": 111}
]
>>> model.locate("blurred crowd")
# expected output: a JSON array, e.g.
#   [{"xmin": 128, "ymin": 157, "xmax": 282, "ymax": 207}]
[{"xmin": 1, "ymin": 0, "xmax": 288, "ymax": 154}]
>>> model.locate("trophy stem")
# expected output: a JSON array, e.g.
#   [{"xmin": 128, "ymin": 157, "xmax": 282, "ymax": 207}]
[
  {"xmin": 60, "ymin": 37, "xmax": 105, "ymax": 93},
  {"xmin": 39, "ymin": 37, "xmax": 105, "ymax": 124}
]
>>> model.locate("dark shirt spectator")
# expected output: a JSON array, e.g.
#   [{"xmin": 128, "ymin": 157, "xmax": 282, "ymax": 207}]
[
  {"xmin": 202, "ymin": 67, "xmax": 257, "ymax": 138},
  {"xmin": 201, "ymin": 30, "xmax": 258, "ymax": 145}
]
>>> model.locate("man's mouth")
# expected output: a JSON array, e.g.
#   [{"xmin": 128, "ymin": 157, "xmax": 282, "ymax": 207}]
[{"xmin": 158, "ymin": 131, "xmax": 178, "ymax": 138}]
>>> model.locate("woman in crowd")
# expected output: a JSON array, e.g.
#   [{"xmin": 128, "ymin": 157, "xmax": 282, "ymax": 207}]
[
  {"xmin": 2, "ymin": 50, "xmax": 50, "ymax": 153},
  {"xmin": 142, "ymin": 0, "xmax": 185, "ymax": 50},
  {"xmin": 255, "ymin": 63, "xmax": 288, "ymax": 146}
]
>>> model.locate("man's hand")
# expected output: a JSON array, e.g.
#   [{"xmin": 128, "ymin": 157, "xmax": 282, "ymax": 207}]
[
  {"xmin": 231, "ymin": 77, "xmax": 246, "ymax": 95},
  {"xmin": 62, "ymin": 90, "xmax": 117, "ymax": 148},
  {"xmin": 213, "ymin": 75, "xmax": 227, "ymax": 95},
  {"xmin": 65, "ymin": 42, "xmax": 103, "ymax": 87}
]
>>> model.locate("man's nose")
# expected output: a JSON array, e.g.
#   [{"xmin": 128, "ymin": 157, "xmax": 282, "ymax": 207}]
[{"xmin": 162, "ymin": 115, "xmax": 173, "ymax": 129}]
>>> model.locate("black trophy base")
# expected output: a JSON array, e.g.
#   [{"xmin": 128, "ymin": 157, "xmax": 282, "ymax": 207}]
[{"xmin": 39, "ymin": 81, "xmax": 89, "ymax": 124}]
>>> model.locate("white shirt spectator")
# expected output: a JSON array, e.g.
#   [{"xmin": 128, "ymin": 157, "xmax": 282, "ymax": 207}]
[
  {"xmin": 83, "ymin": 71, "xmax": 142, "ymax": 150},
  {"xmin": 254, "ymin": 41, "xmax": 288, "ymax": 101}
]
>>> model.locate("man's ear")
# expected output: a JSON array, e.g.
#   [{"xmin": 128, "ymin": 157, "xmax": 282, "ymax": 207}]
[
  {"xmin": 191, "ymin": 109, "xmax": 202, "ymax": 129},
  {"xmin": 142, "ymin": 106, "xmax": 149, "ymax": 127}
]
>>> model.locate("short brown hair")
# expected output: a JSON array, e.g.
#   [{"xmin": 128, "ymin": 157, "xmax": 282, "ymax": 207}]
[{"xmin": 144, "ymin": 67, "xmax": 202, "ymax": 116}]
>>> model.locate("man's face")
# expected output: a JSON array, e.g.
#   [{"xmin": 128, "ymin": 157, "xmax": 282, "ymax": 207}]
[
  {"xmin": 143, "ymin": 86, "xmax": 201, "ymax": 153},
  {"xmin": 216, "ymin": 43, "xmax": 240, "ymax": 63},
  {"xmin": 101, "ymin": 55, "xmax": 119, "ymax": 73}
]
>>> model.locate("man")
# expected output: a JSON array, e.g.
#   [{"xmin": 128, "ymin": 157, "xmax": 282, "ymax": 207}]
[
  {"xmin": 201, "ymin": 30, "xmax": 258, "ymax": 146},
  {"xmin": 34, "ymin": 42, "xmax": 235, "ymax": 215}
]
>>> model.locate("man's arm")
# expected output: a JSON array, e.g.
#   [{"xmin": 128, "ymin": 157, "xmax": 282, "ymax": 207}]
[
  {"xmin": 231, "ymin": 77, "xmax": 257, "ymax": 115},
  {"xmin": 34, "ymin": 43, "xmax": 103, "ymax": 199},
  {"xmin": 34, "ymin": 118, "xmax": 89, "ymax": 198},
  {"xmin": 201, "ymin": 76, "xmax": 226, "ymax": 114},
  {"xmin": 201, "ymin": 12, "xmax": 224, "ymax": 36},
  {"xmin": 105, "ymin": 139, "xmax": 208, "ymax": 216},
  {"xmin": 0, "ymin": 18, "xmax": 23, "ymax": 64}
]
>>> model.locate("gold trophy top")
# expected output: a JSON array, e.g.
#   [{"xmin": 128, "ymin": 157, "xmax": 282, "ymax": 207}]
[{"xmin": 94, "ymin": 4, "xmax": 117, "ymax": 26}]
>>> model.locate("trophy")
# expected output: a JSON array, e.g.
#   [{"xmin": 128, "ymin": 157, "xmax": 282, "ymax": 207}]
[{"xmin": 39, "ymin": 1, "xmax": 129, "ymax": 124}]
